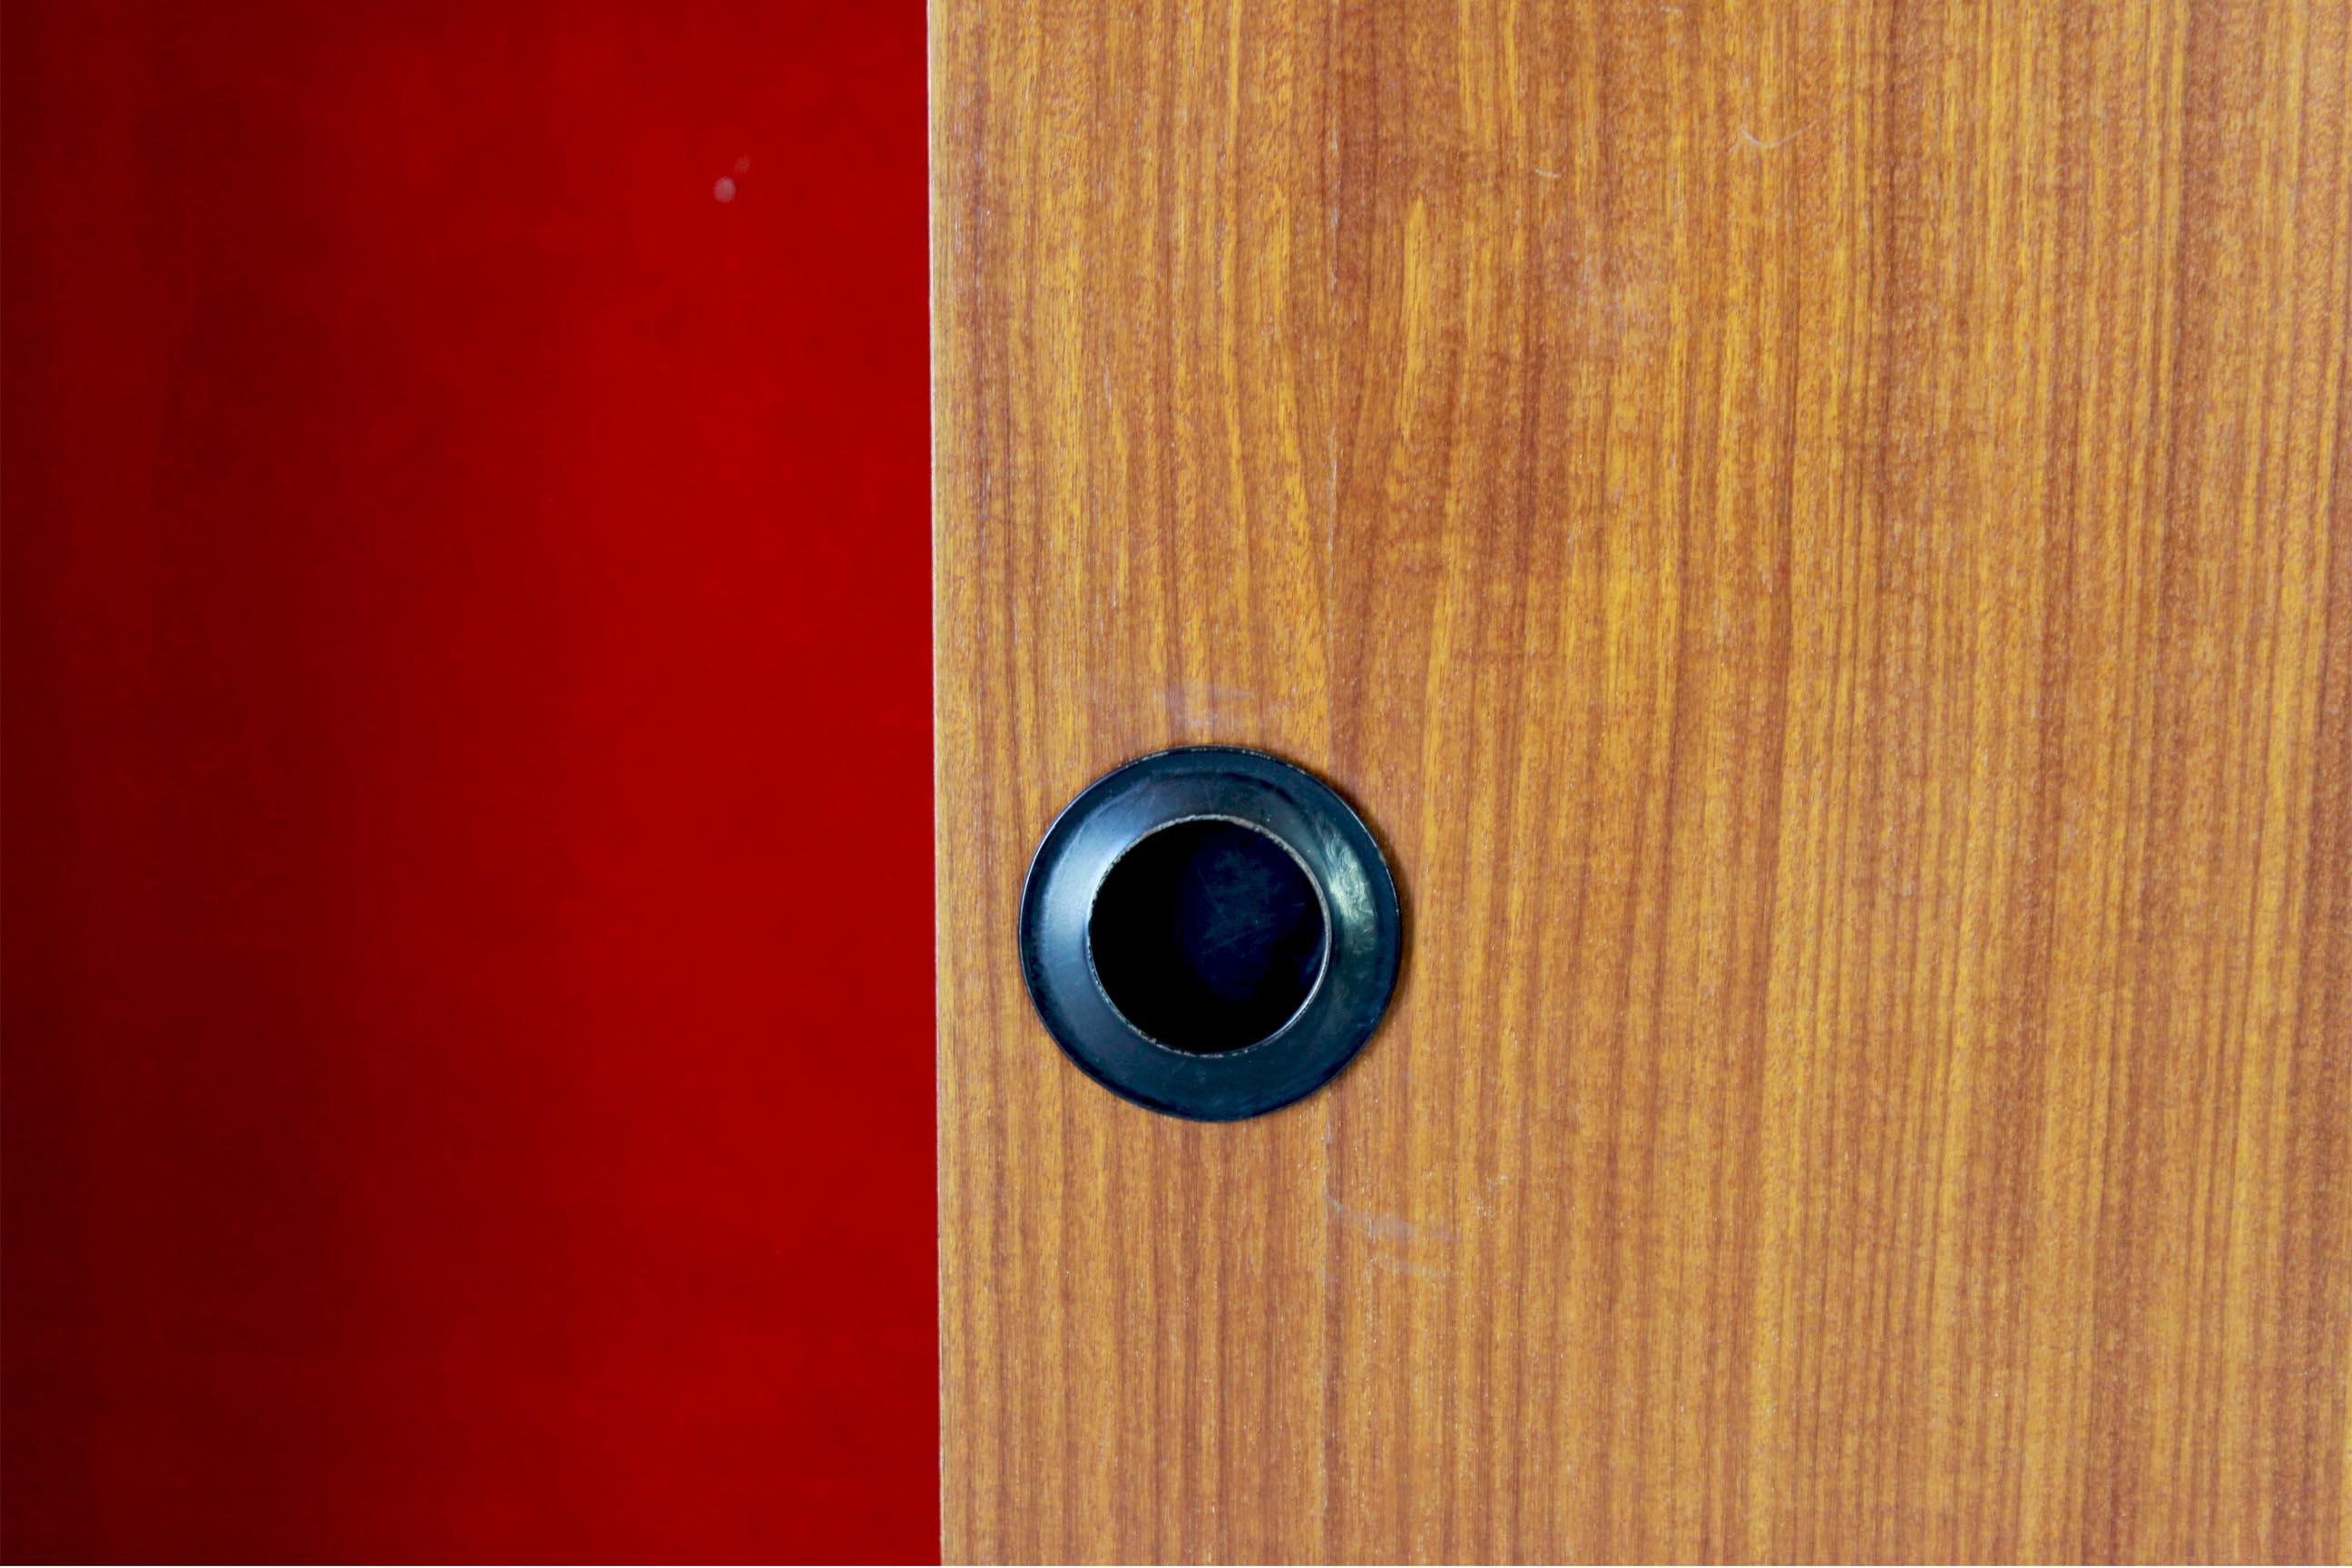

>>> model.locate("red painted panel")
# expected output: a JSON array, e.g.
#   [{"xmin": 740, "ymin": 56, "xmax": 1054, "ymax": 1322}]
[{"xmin": 2, "ymin": 2, "xmax": 934, "ymax": 1558}]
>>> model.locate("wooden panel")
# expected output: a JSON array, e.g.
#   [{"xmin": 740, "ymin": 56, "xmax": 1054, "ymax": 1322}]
[{"xmin": 932, "ymin": 0, "xmax": 2352, "ymax": 1559}]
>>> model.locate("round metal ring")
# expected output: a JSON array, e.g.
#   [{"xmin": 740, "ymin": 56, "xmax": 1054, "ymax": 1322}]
[{"xmin": 1018, "ymin": 745, "xmax": 1402, "ymax": 1121}]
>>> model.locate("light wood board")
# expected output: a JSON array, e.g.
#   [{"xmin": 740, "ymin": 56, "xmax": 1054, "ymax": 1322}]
[{"xmin": 933, "ymin": 0, "xmax": 2352, "ymax": 1558}]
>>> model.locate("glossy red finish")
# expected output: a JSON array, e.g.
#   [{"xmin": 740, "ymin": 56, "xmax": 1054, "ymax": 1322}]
[{"xmin": 2, "ymin": 2, "xmax": 934, "ymax": 1558}]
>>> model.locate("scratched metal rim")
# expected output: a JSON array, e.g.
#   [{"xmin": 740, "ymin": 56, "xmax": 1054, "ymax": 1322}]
[{"xmin": 1017, "ymin": 745, "xmax": 1402, "ymax": 1122}]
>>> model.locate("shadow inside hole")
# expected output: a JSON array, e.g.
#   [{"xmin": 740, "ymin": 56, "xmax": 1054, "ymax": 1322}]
[{"xmin": 1087, "ymin": 818, "xmax": 1328, "ymax": 1054}]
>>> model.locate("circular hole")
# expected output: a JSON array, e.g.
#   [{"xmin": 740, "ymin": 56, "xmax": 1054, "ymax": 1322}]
[{"xmin": 1087, "ymin": 818, "xmax": 1328, "ymax": 1054}]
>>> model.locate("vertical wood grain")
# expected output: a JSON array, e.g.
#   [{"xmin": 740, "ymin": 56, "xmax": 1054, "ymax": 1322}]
[{"xmin": 933, "ymin": 0, "xmax": 2352, "ymax": 1559}]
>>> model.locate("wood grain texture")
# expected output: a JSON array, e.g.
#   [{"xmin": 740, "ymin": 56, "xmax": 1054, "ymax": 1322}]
[{"xmin": 932, "ymin": 0, "xmax": 2352, "ymax": 1559}]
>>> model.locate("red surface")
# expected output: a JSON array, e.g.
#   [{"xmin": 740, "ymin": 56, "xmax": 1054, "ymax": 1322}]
[{"xmin": 2, "ymin": 2, "xmax": 935, "ymax": 1559}]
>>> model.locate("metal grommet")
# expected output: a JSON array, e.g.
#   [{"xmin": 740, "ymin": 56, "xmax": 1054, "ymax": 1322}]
[{"xmin": 1018, "ymin": 746, "xmax": 1402, "ymax": 1121}]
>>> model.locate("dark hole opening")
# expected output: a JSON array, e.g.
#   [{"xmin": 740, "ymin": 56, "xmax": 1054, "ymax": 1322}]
[{"xmin": 1087, "ymin": 818, "xmax": 1328, "ymax": 1054}]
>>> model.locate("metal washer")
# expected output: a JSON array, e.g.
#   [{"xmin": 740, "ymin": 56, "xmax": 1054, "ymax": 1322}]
[{"xmin": 1018, "ymin": 745, "xmax": 1403, "ymax": 1121}]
